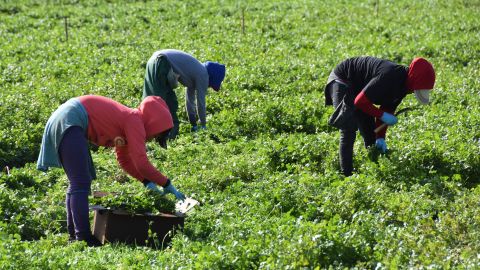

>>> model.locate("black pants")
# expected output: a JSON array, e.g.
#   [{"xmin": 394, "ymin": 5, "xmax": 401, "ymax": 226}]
[{"xmin": 328, "ymin": 81, "xmax": 376, "ymax": 176}]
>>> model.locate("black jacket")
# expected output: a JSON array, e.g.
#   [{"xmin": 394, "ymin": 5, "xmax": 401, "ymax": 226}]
[{"xmin": 325, "ymin": 56, "xmax": 409, "ymax": 111}]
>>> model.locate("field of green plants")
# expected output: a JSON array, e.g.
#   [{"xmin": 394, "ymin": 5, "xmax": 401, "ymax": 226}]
[{"xmin": 1, "ymin": 0, "xmax": 480, "ymax": 268}]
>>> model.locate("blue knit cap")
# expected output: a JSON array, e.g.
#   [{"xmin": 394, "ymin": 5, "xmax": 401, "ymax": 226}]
[{"xmin": 204, "ymin": 61, "xmax": 226, "ymax": 91}]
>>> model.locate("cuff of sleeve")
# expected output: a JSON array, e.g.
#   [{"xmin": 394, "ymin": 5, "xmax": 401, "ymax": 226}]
[
  {"xmin": 354, "ymin": 91, "xmax": 384, "ymax": 118},
  {"xmin": 162, "ymin": 178, "xmax": 171, "ymax": 188},
  {"xmin": 148, "ymin": 175, "xmax": 169, "ymax": 187}
]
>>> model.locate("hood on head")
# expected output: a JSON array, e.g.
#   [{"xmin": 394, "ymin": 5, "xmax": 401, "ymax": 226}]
[
  {"xmin": 138, "ymin": 96, "xmax": 173, "ymax": 139},
  {"xmin": 204, "ymin": 61, "xmax": 226, "ymax": 91},
  {"xmin": 407, "ymin": 57, "xmax": 435, "ymax": 91}
]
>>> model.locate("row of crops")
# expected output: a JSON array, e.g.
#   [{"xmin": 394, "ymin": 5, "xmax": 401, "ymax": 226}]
[{"xmin": 1, "ymin": 0, "xmax": 480, "ymax": 268}]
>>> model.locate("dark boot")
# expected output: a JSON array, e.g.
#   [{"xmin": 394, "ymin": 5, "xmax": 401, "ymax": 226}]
[{"xmin": 78, "ymin": 234, "xmax": 103, "ymax": 247}]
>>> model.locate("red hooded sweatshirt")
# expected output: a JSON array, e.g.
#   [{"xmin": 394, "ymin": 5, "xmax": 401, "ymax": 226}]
[{"xmin": 78, "ymin": 95, "xmax": 173, "ymax": 186}]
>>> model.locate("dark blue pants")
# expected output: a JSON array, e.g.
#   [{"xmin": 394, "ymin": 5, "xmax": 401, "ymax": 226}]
[
  {"xmin": 59, "ymin": 126, "xmax": 92, "ymax": 240},
  {"xmin": 328, "ymin": 82, "xmax": 376, "ymax": 176}
]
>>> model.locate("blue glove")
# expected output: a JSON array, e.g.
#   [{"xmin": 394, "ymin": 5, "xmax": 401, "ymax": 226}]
[
  {"xmin": 380, "ymin": 112, "xmax": 398, "ymax": 126},
  {"xmin": 375, "ymin": 138, "xmax": 387, "ymax": 153},
  {"xmin": 199, "ymin": 125, "xmax": 206, "ymax": 130},
  {"xmin": 191, "ymin": 125, "xmax": 198, "ymax": 132},
  {"xmin": 163, "ymin": 180, "xmax": 186, "ymax": 201},
  {"xmin": 144, "ymin": 181, "xmax": 161, "ymax": 193},
  {"xmin": 143, "ymin": 181, "xmax": 163, "ymax": 195}
]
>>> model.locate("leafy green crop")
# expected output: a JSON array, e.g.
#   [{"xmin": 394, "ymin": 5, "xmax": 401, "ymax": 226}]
[
  {"xmin": 90, "ymin": 189, "xmax": 176, "ymax": 215},
  {"xmin": 1, "ymin": 0, "xmax": 479, "ymax": 268}
]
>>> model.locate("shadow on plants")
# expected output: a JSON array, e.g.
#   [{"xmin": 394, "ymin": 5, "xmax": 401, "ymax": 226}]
[
  {"xmin": 240, "ymin": 81, "xmax": 270, "ymax": 92},
  {"xmin": 0, "ymin": 7, "xmax": 21, "ymax": 15},
  {"xmin": 366, "ymin": 146, "xmax": 382, "ymax": 163},
  {"xmin": 378, "ymin": 148, "xmax": 480, "ymax": 193},
  {"xmin": 0, "ymin": 170, "xmax": 38, "ymax": 190},
  {"xmin": 208, "ymin": 133, "xmax": 223, "ymax": 144},
  {"xmin": 0, "ymin": 142, "xmax": 38, "ymax": 170}
]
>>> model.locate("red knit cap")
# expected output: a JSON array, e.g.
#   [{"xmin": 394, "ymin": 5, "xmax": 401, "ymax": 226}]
[{"xmin": 407, "ymin": 57, "xmax": 435, "ymax": 91}]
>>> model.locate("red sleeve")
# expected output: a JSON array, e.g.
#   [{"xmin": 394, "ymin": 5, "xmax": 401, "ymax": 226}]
[
  {"xmin": 120, "ymin": 116, "xmax": 169, "ymax": 186},
  {"xmin": 375, "ymin": 106, "xmax": 396, "ymax": 139},
  {"xmin": 115, "ymin": 145, "xmax": 143, "ymax": 180},
  {"xmin": 354, "ymin": 91, "xmax": 384, "ymax": 118}
]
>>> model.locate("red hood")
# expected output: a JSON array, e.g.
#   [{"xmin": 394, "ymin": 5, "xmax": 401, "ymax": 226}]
[
  {"xmin": 407, "ymin": 57, "xmax": 435, "ymax": 91},
  {"xmin": 138, "ymin": 96, "xmax": 173, "ymax": 139}
]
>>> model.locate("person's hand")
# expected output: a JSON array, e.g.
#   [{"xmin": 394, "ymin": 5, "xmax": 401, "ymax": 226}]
[
  {"xmin": 375, "ymin": 138, "xmax": 387, "ymax": 153},
  {"xmin": 380, "ymin": 112, "xmax": 398, "ymax": 126},
  {"xmin": 163, "ymin": 180, "xmax": 186, "ymax": 201},
  {"xmin": 144, "ymin": 181, "xmax": 161, "ymax": 193},
  {"xmin": 199, "ymin": 125, "xmax": 206, "ymax": 130},
  {"xmin": 191, "ymin": 125, "xmax": 198, "ymax": 132}
]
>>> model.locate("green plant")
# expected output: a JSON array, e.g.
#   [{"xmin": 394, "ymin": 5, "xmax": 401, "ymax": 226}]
[
  {"xmin": 90, "ymin": 189, "xmax": 176, "ymax": 214},
  {"xmin": 0, "ymin": 0, "xmax": 479, "ymax": 268}
]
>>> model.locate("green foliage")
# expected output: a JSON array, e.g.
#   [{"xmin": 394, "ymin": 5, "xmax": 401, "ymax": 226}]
[
  {"xmin": 90, "ymin": 189, "xmax": 176, "ymax": 215},
  {"xmin": 1, "ymin": 0, "xmax": 480, "ymax": 268},
  {"xmin": 0, "ymin": 165, "xmax": 66, "ymax": 240}
]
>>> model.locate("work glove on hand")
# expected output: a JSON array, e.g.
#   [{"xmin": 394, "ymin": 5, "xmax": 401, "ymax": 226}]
[
  {"xmin": 144, "ymin": 181, "xmax": 161, "ymax": 193},
  {"xmin": 163, "ymin": 180, "xmax": 186, "ymax": 201},
  {"xmin": 375, "ymin": 138, "xmax": 388, "ymax": 153},
  {"xmin": 191, "ymin": 125, "xmax": 198, "ymax": 132},
  {"xmin": 380, "ymin": 112, "xmax": 398, "ymax": 126},
  {"xmin": 199, "ymin": 125, "xmax": 206, "ymax": 130}
]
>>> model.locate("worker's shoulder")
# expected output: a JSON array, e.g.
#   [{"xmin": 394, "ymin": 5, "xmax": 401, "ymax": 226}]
[{"xmin": 160, "ymin": 49, "xmax": 195, "ymax": 59}]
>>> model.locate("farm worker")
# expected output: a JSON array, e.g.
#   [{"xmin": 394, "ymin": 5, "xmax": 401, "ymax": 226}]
[
  {"xmin": 325, "ymin": 57, "xmax": 435, "ymax": 176},
  {"xmin": 37, "ymin": 95, "xmax": 186, "ymax": 246},
  {"xmin": 143, "ymin": 49, "xmax": 226, "ymax": 139}
]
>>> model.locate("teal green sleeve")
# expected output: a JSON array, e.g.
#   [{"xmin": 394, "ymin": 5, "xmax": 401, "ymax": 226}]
[{"xmin": 143, "ymin": 55, "xmax": 172, "ymax": 101}]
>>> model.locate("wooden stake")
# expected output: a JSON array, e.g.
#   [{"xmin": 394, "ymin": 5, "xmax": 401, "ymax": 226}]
[{"xmin": 3, "ymin": 166, "xmax": 10, "ymax": 176}]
